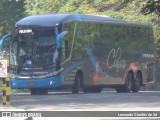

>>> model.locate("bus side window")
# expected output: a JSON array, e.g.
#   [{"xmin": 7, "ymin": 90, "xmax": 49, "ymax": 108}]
[
  {"xmin": 65, "ymin": 40, "xmax": 69, "ymax": 58},
  {"xmin": 62, "ymin": 39, "xmax": 69, "ymax": 61},
  {"xmin": 62, "ymin": 22, "xmax": 77, "ymax": 62}
]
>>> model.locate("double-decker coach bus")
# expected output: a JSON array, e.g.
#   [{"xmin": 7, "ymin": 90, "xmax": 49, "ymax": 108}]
[{"xmin": 0, "ymin": 14, "xmax": 156, "ymax": 95}]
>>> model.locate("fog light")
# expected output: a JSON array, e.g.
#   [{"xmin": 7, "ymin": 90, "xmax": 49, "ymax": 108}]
[
  {"xmin": 11, "ymin": 82, "xmax": 16, "ymax": 86},
  {"xmin": 50, "ymin": 80, "xmax": 55, "ymax": 85}
]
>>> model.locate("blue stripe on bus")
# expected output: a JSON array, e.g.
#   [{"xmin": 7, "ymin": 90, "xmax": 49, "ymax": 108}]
[
  {"xmin": 72, "ymin": 14, "xmax": 114, "ymax": 80},
  {"xmin": 73, "ymin": 14, "xmax": 82, "ymax": 21},
  {"xmin": 57, "ymin": 31, "xmax": 68, "ymax": 48},
  {"xmin": 62, "ymin": 61, "xmax": 86, "ymax": 78},
  {"xmin": 9, "ymin": 75, "xmax": 61, "ymax": 89},
  {"xmin": 85, "ymin": 44, "xmax": 114, "ymax": 80}
]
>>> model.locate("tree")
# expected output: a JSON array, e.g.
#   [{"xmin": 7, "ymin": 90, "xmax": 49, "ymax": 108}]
[
  {"xmin": 141, "ymin": 0, "xmax": 160, "ymax": 18},
  {"xmin": 0, "ymin": 0, "xmax": 25, "ymax": 37},
  {"xmin": 25, "ymin": 0, "xmax": 67, "ymax": 15}
]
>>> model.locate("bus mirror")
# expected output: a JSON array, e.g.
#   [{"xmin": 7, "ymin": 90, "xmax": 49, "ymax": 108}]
[
  {"xmin": 0, "ymin": 34, "xmax": 12, "ymax": 50},
  {"xmin": 57, "ymin": 31, "xmax": 68, "ymax": 49}
]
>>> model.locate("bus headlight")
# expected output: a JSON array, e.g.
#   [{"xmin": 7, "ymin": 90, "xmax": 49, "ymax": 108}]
[
  {"xmin": 11, "ymin": 82, "xmax": 16, "ymax": 86},
  {"xmin": 50, "ymin": 80, "xmax": 55, "ymax": 85}
]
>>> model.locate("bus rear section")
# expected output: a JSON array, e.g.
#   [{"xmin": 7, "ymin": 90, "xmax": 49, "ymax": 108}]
[{"xmin": 65, "ymin": 19, "xmax": 155, "ymax": 93}]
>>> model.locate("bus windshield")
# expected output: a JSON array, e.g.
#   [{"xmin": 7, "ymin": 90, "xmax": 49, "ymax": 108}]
[{"xmin": 10, "ymin": 28, "xmax": 57, "ymax": 74}]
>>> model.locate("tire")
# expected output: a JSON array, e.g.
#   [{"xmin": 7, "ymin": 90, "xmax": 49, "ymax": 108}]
[
  {"xmin": 72, "ymin": 72, "xmax": 83, "ymax": 94},
  {"xmin": 132, "ymin": 74, "xmax": 141, "ymax": 92},
  {"xmin": 30, "ymin": 88, "xmax": 48, "ymax": 95},
  {"xmin": 125, "ymin": 73, "xmax": 133, "ymax": 92},
  {"xmin": 116, "ymin": 73, "xmax": 133, "ymax": 93}
]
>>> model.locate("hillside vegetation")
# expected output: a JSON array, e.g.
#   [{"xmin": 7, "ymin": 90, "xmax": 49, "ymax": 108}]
[{"xmin": 0, "ymin": 0, "xmax": 159, "ymax": 46}]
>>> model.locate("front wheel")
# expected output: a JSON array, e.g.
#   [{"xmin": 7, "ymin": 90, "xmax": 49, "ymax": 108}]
[
  {"xmin": 132, "ymin": 74, "xmax": 141, "ymax": 92},
  {"xmin": 72, "ymin": 72, "xmax": 83, "ymax": 94}
]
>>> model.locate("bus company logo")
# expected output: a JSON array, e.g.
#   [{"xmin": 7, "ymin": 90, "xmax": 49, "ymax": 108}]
[
  {"xmin": 107, "ymin": 48, "xmax": 127, "ymax": 71},
  {"xmin": 2, "ymin": 112, "xmax": 11, "ymax": 117}
]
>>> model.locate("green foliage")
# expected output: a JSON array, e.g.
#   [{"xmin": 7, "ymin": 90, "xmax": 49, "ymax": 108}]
[
  {"xmin": 141, "ymin": 0, "xmax": 160, "ymax": 17},
  {"xmin": 0, "ymin": 0, "xmax": 25, "ymax": 36},
  {"xmin": 0, "ymin": 0, "xmax": 160, "ymax": 47},
  {"xmin": 25, "ymin": 0, "xmax": 67, "ymax": 14},
  {"xmin": 0, "ymin": 0, "xmax": 25, "ymax": 51},
  {"xmin": 24, "ymin": 0, "xmax": 155, "ymax": 23}
]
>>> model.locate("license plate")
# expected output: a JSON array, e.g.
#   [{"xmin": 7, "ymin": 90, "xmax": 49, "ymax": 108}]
[{"xmin": 27, "ymin": 82, "xmax": 36, "ymax": 86}]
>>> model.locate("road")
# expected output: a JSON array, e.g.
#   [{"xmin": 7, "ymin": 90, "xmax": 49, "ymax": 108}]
[{"xmin": 0, "ymin": 91, "xmax": 160, "ymax": 120}]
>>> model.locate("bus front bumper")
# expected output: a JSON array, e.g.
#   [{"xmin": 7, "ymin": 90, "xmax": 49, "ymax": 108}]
[{"xmin": 9, "ymin": 75, "xmax": 61, "ymax": 89}]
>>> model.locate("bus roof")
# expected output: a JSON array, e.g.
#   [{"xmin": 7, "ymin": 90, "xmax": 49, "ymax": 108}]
[{"xmin": 15, "ymin": 14, "xmax": 151, "ymax": 28}]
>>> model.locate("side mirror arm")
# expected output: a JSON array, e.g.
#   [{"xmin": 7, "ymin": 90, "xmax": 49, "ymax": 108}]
[
  {"xmin": 57, "ymin": 31, "xmax": 68, "ymax": 48},
  {"xmin": 0, "ymin": 34, "xmax": 12, "ymax": 50}
]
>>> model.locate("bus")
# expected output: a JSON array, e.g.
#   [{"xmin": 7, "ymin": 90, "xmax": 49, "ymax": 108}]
[{"xmin": 0, "ymin": 14, "xmax": 156, "ymax": 94}]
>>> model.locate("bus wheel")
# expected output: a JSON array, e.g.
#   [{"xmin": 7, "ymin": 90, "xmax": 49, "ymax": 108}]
[
  {"xmin": 124, "ymin": 72, "xmax": 133, "ymax": 92},
  {"xmin": 116, "ymin": 73, "xmax": 133, "ymax": 93},
  {"xmin": 132, "ymin": 74, "xmax": 141, "ymax": 92},
  {"xmin": 72, "ymin": 72, "xmax": 83, "ymax": 94}
]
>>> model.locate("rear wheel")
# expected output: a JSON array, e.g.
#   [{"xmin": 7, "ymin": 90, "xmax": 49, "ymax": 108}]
[
  {"xmin": 125, "ymin": 73, "xmax": 133, "ymax": 92},
  {"xmin": 116, "ymin": 73, "xmax": 133, "ymax": 93},
  {"xmin": 132, "ymin": 74, "xmax": 141, "ymax": 92}
]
